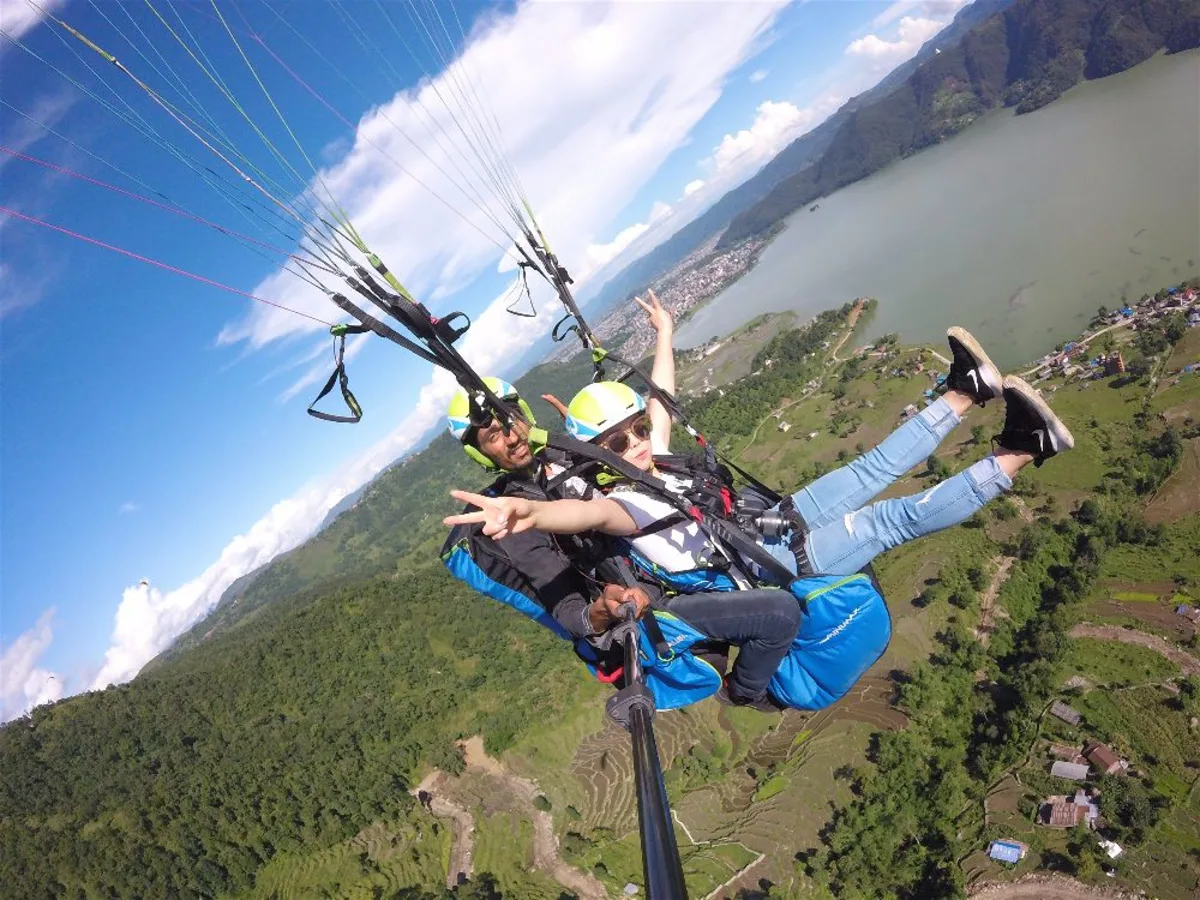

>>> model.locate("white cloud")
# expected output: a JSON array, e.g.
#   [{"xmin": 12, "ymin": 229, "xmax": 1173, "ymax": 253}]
[
  {"xmin": 0, "ymin": 0, "xmax": 66, "ymax": 42},
  {"xmin": 0, "ymin": 89, "xmax": 76, "ymax": 168},
  {"xmin": 586, "ymin": 220, "xmax": 653, "ymax": 271},
  {"xmin": 0, "ymin": 255, "xmax": 55, "ymax": 319},
  {"xmin": 847, "ymin": 15, "xmax": 944, "ymax": 59},
  {"xmin": 710, "ymin": 99, "xmax": 818, "ymax": 174},
  {"xmin": 0, "ymin": 609, "xmax": 63, "ymax": 723},
  {"xmin": 683, "ymin": 179, "xmax": 705, "ymax": 197},
  {"xmin": 118, "ymin": 501, "xmax": 140, "ymax": 515},
  {"xmin": 749, "ymin": 69, "xmax": 769, "ymax": 83},
  {"xmin": 216, "ymin": 0, "xmax": 787, "ymax": 352},
  {"xmin": 869, "ymin": 0, "xmax": 970, "ymax": 30},
  {"xmin": 585, "ymin": 200, "xmax": 673, "ymax": 273}
]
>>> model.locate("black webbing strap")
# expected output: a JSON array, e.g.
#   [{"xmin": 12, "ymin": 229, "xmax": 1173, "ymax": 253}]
[
  {"xmin": 307, "ymin": 324, "xmax": 370, "ymax": 423},
  {"xmin": 327, "ymin": 283, "xmax": 520, "ymax": 435},
  {"xmin": 327, "ymin": 293, "xmax": 441, "ymax": 366},
  {"xmin": 546, "ymin": 435, "xmax": 802, "ymax": 592},
  {"xmin": 627, "ymin": 513, "xmax": 690, "ymax": 540},
  {"xmin": 612, "ymin": 557, "xmax": 674, "ymax": 661}
]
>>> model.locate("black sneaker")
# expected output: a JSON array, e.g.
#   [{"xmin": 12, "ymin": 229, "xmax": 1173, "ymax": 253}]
[
  {"xmin": 944, "ymin": 327, "xmax": 1003, "ymax": 406},
  {"xmin": 996, "ymin": 376, "xmax": 1075, "ymax": 466},
  {"xmin": 715, "ymin": 676, "xmax": 786, "ymax": 714}
]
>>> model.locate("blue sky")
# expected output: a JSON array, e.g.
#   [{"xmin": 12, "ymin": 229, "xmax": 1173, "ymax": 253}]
[{"xmin": 0, "ymin": 0, "xmax": 971, "ymax": 719}]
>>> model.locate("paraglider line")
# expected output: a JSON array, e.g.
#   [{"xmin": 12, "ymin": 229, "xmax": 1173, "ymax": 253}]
[
  {"xmin": 0, "ymin": 145, "xmax": 334, "ymax": 272},
  {"xmin": 0, "ymin": 205, "xmax": 334, "ymax": 327}
]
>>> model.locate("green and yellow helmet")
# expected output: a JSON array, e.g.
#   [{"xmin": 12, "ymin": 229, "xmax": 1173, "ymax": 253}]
[
  {"xmin": 446, "ymin": 376, "xmax": 537, "ymax": 469},
  {"xmin": 565, "ymin": 381, "xmax": 646, "ymax": 442}
]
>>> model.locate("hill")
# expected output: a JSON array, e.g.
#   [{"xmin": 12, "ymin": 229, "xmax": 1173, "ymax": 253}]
[
  {"xmin": 720, "ymin": 0, "xmax": 1200, "ymax": 247},
  {"xmin": 576, "ymin": 1, "xmax": 1015, "ymax": 316},
  {"xmin": 3, "ymin": 284, "xmax": 1198, "ymax": 898}
]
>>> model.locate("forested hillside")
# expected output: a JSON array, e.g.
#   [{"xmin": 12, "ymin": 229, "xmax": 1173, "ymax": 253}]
[
  {"xmin": 3, "ymin": 292, "xmax": 1198, "ymax": 897},
  {"xmin": 720, "ymin": 0, "xmax": 1200, "ymax": 246}
]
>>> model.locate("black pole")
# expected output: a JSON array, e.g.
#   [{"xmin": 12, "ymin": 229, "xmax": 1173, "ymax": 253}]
[{"xmin": 609, "ymin": 608, "xmax": 688, "ymax": 899}]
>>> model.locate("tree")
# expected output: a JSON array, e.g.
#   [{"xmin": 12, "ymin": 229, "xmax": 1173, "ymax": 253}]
[
  {"xmin": 924, "ymin": 454, "xmax": 951, "ymax": 482},
  {"xmin": 966, "ymin": 564, "xmax": 988, "ymax": 591},
  {"xmin": 1179, "ymin": 675, "xmax": 1200, "ymax": 717}
]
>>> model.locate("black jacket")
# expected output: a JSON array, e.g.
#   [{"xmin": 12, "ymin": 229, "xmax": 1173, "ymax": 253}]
[{"xmin": 449, "ymin": 459, "xmax": 620, "ymax": 639}]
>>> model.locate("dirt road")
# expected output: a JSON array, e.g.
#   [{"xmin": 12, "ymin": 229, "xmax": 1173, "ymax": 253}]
[
  {"xmin": 412, "ymin": 773, "xmax": 475, "ymax": 888},
  {"xmin": 422, "ymin": 737, "xmax": 607, "ymax": 900},
  {"xmin": 1070, "ymin": 623, "xmax": 1200, "ymax": 676},
  {"xmin": 828, "ymin": 298, "xmax": 866, "ymax": 363},
  {"xmin": 977, "ymin": 556, "xmax": 1015, "ymax": 647},
  {"xmin": 971, "ymin": 873, "xmax": 1140, "ymax": 899}
]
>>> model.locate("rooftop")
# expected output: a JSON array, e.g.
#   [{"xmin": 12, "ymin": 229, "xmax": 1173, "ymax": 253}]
[{"xmin": 1051, "ymin": 761, "xmax": 1090, "ymax": 780}]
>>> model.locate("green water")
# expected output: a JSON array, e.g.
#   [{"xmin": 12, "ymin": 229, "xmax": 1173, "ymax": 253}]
[{"xmin": 676, "ymin": 50, "xmax": 1200, "ymax": 369}]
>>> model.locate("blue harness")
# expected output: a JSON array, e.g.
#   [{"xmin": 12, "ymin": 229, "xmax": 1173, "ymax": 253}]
[{"xmin": 441, "ymin": 524, "xmax": 891, "ymax": 711}]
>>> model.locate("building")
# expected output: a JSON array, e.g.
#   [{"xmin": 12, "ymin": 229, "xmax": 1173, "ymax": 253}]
[
  {"xmin": 1177, "ymin": 604, "xmax": 1200, "ymax": 624},
  {"xmin": 1085, "ymin": 742, "xmax": 1125, "ymax": 775},
  {"xmin": 901, "ymin": 403, "xmax": 919, "ymax": 419},
  {"xmin": 1050, "ymin": 701, "xmax": 1083, "ymax": 725},
  {"xmin": 988, "ymin": 840, "xmax": 1029, "ymax": 865},
  {"xmin": 1098, "ymin": 839, "xmax": 1124, "ymax": 859},
  {"xmin": 1051, "ymin": 761, "xmax": 1090, "ymax": 781},
  {"xmin": 1103, "ymin": 353, "xmax": 1126, "ymax": 376},
  {"xmin": 1040, "ymin": 790, "xmax": 1100, "ymax": 829},
  {"xmin": 777, "ymin": 421, "xmax": 791, "ymax": 433},
  {"xmin": 1049, "ymin": 742, "xmax": 1083, "ymax": 761}
]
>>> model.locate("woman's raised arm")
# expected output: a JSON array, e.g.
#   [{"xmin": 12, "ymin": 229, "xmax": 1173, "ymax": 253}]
[{"xmin": 636, "ymin": 289, "xmax": 675, "ymax": 451}]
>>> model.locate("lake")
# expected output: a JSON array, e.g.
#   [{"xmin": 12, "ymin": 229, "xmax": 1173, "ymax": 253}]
[{"xmin": 675, "ymin": 50, "xmax": 1200, "ymax": 369}]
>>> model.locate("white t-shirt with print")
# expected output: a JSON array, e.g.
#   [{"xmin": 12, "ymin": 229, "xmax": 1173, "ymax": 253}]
[{"xmin": 607, "ymin": 433, "xmax": 719, "ymax": 573}]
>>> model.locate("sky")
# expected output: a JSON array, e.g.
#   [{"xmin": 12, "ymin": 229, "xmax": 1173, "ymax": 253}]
[{"xmin": 0, "ymin": 0, "xmax": 973, "ymax": 722}]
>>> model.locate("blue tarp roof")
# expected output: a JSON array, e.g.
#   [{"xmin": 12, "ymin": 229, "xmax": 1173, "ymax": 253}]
[{"xmin": 989, "ymin": 841, "xmax": 1025, "ymax": 864}]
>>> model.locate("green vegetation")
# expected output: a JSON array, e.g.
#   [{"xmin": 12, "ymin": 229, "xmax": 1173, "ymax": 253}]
[
  {"xmin": 753, "ymin": 774, "xmax": 789, "ymax": 802},
  {"xmin": 0, "ymin": 567, "xmax": 596, "ymax": 899},
  {"xmin": 1058, "ymin": 637, "xmax": 1180, "ymax": 686},
  {"xmin": 1112, "ymin": 591, "xmax": 1160, "ymax": 602},
  {"xmin": 3, "ymin": 287, "xmax": 1197, "ymax": 898},
  {"xmin": 682, "ymin": 304, "xmax": 852, "ymax": 443}
]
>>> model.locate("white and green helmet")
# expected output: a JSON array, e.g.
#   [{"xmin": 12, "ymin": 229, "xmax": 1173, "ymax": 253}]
[
  {"xmin": 565, "ymin": 381, "xmax": 646, "ymax": 442},
  {"xmin": 445, "ymin": 376, "xmax": 521, "ymax": 443}
]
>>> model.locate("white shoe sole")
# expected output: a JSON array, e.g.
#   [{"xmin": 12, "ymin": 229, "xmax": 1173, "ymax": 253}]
[
  {"xmin": 1002, "ymin": 375, "xmax": 1075, "ymax": 452},
  {"xmin": 947, "ymin": 326, "xmax": 1004, "ymax": 399}
]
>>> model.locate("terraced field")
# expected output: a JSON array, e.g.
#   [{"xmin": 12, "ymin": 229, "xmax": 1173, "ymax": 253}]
[{"xmin": 246, "ymin": 811, "xmax": 450, "ymax": 900}]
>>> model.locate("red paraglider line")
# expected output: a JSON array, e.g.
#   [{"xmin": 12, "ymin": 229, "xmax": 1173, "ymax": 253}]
[
  {"xmin": 0, "ymin": 144, "xmax": 333, "ymax": 271},
  {"xmin": 0, "ymin": 205, "xmax": 334, "ymax": 327}
]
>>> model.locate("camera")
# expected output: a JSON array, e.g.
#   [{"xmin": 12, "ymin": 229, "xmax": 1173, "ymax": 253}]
[{"xmin": 733, "ymin": 489, "xmax": 791, "ymax": 540}]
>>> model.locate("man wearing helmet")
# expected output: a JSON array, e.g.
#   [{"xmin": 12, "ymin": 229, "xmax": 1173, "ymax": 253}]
[{"xmin": 444, "ymin": 376, "xmax": 652, "ymax": 640}]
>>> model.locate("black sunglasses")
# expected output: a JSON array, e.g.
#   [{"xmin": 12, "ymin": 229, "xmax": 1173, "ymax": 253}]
[{"xmin": 599, "ymin": 414, "xmax": 652, "ymax": 455}]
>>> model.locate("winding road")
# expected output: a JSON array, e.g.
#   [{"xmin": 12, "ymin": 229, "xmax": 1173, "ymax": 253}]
[{"xmin": 416, "ymin": 737, "xmax": 607, "ymax": 900}]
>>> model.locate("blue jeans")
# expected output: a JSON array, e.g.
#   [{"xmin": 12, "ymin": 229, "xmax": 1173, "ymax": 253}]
[
  {"xmin": 662, "ymin": 588, "xmax": 800, "ymax": 701},
  {"xmin": 761, "ymin": 397, "xmax": 1012, "ymax": 576}
]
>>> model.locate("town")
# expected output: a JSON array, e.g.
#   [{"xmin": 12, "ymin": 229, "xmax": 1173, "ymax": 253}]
[{"xmin": 544, "ymin": 228, "xmax": 779, "ymax": 365}]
